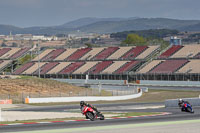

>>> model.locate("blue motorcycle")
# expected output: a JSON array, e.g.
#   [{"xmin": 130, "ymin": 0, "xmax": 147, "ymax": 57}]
[{"xmin": 181, "ymin": 102, "xmax": 194, "ymax": 113}]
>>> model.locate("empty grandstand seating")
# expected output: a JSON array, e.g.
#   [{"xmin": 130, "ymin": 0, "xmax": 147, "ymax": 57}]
[
  {"xmin": 137, "ymin": 60, "xmax": 163, "ymax": 73},
  {"xmin": 32, "ymin": 49, "xmax": 54, "ymax": 61},
  {"xmin": 114, "ymin": 61, "xmax": 140, "ymax": 74},
  {"xmin": 159, "ymin": 45, "xmax": 183, "ymax": 58},
  {"xmin": 47, "ymin": 62, "xmax": 71, "ymax": 74},
  {"xmin": 0, "ymin": 48, "xmax": 11, "ymax": 57},
  {"xmin": 12, "ymin": 46, "xmax": 165, "ymax": 76},
  {"xmin": 0, "ymin": 48, "xmax": 20, "ymax": 59},
  {"xmin": 92, "ymin": 47, "xmax": 119, "ymax": 60},
  {"xmin": 54, "ymin": 49, "xmax": 77, "ymax": 61},
  {"xmin": 194, "ymin": 52, "xmax": 200, "ymax": 58},
  {"xmin": 87, "ymin": 61, "xmax": 113, "ymax": 74},
  {"xmin": 0, "ymin": 60, "xmax": 12, "ymax": 71},
  {"xmin": 107, "ymin": 47, "xmax": 133, "ymax": 60},
  {"xmin": 59, "ymin": 62, "xmax": 85, "ymax": 74},
  {"xmin": 176, "ymin": 60, "xmax": 200, "ymax": 73},
  {"xmin": 41, "ymin": 49, "xmax": 66, "ymax": 61},
  {"xmin": 136, "ymin": 46, "xmax": 159, "ymax": 59},
  {"xmin": 10, "ymin": 47, "xmax": 31, "ymax": 59},
  {"xmin": 102, "ymin": 61, "xmax": 128, "ymax": 74},
  {"xmin": 170, "ymin": 45, "xmax": 200, "ymax": 58},
  {"xmin": 73, "ymin": 61, "xmax": 99, "ymax": 74},
  {"xmin": 80, "ymin": 47, "xmax": 105, "ymax": 60},
  {"xmin": 121, "ymin": 46, "xmax": 148, "ymax": 59},
  {"xmin": 66, "ymin": 48, "xmax": 92, "ymax": 61},
  {"xmin": 149, "ymin": 59, "xmax": 189, "ymax": 74},
  {"xmin": 36, "ymin": 62, "xmax": 60, "ymax": 75},
  {"xmin": 22, "ymin": 62, "xmax": 46, "ymax": 75},
  {"xmin": 13, "ymin": 62, "xmax": 35, "ymax": 75}
]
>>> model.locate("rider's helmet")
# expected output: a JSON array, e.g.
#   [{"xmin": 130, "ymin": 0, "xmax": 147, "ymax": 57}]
[
  {"xmin": 80, "ymin": 101, "xmax": 85, "ymax": 106},
  {"xmin": 178, "ymin": 99, "xmax": 183, "ymax": 104}
]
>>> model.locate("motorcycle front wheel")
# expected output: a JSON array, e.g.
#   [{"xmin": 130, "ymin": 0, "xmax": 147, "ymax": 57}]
[{"xmin": 86, "ymin": 112, "xmax": 95, "ymax": 121}]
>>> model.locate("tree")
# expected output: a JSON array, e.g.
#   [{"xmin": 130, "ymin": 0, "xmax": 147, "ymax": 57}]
[
  {"xmin": 122, "ymin": 34, "xmax": 147, "ymax": 46},
  {"xmin": 85, "ymin": 43, "xmax": 93, "ymax": 48}
]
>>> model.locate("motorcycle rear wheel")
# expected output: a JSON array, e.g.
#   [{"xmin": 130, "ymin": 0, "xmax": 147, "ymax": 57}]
[
  {"xmin": 187, "ymin": 107, "xmax": 194, "ymax": 113},
  {"xmin": 99, "ymin": 114, "xmax": 104, "ymax": 120}
]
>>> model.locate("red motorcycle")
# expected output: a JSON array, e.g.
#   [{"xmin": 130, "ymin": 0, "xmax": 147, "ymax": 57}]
[{"xmin": 81, "ymin": 106, "xmax": 104, "ymax": 121}]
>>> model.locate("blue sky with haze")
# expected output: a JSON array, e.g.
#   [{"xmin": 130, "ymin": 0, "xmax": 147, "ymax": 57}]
[{"xmin": 0, "ymin": 0, "xmax": 199, "ymax": 27}]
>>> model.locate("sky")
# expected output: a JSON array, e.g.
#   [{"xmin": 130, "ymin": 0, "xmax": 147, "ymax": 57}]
[{"xmin": 0, "ymin": 0, "xmax": 200, "ymax": 27}]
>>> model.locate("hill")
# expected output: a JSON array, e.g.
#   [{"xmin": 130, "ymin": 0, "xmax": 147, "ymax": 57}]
[
  {"xmin": 110, "ymin": 29, "xmax": 179, "ymax": 39},
  {"xmin": 60, "ymin": 17, "xmax": 138, "ymax": 28},
  {"xmin": 78, "ymin": 18, "xmax": 200, "ymax": 33},
  {"xmin": 1, "ymin": 17, "xmax": 200, "ymax": 35}
]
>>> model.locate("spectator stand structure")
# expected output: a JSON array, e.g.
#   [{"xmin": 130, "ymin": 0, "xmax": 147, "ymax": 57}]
[
  {"xmin": 0, "ymin": 47, "xmax": 32, "ymax": 73},
  {"xmin": 13, "ymin": 46, "xmax": 160, "ymax": 81},
  {"xmin": 136, "ymin": 44, "xmax": 200, "ymax": 81}
]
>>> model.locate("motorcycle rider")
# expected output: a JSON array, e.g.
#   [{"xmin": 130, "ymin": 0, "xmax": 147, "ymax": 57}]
[
  {"xmin": 80, "ymin": 101, "xmax": 99, "ymax": 113},
  {"xmin": 178, "ymin": 99, "xmax": 191, "ymax": 108}
]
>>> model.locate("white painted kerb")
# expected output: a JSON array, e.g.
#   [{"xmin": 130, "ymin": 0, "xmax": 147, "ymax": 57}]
[{"xmin": 26, "ymin": 91, "xmax": 142, "ymax": 103}]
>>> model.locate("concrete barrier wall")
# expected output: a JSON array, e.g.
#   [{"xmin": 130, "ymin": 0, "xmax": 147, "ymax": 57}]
[
  {"xmin": 53, "ymin": 79, "xmax": 126, "ymax": 85},
  {"xmin": 140, "ymin": 80, "xmax": 200, "ymax": 87},
  {"xmin": 165, "ymin": 98, "xmax": 200, "ymax": 108},
  {"xmin": 25, "ymin": 91, "xmax": 142, "ymax": 104}
]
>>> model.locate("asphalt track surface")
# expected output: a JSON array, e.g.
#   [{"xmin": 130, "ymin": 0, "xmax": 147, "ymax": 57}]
[{"xmin": 1, "ymin": 103, "xmax": 200, "ymax": 133}]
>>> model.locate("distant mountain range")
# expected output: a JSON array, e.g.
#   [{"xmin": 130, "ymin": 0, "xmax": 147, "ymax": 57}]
[{"xmin": 1, "ymin": 17, "xmax": 200, "ymax": 35}]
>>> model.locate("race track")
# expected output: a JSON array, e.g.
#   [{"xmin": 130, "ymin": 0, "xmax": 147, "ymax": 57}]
[{"xmin": 1, "ymin": 103, "xmax": 200, "ymax": 133}]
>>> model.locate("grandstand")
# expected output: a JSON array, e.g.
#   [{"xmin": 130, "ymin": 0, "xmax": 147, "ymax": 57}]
[
  {"xmin": 136, "ymin": 44, "xmax": 200, "ymax": 81},
  {"xmin": 13, "ymin": 46, "xmax": 159, "ymax": 79},
  {"xmin": 12, "ymin": 44, "xmax": 200, "ymax": 81},
  {"xmin": 0, "ymin": 47, "xmax": 30, "ymax": 60},
  {"xmin": 0, "ymin": 47, "xmax": 32, "ymax": 73}
]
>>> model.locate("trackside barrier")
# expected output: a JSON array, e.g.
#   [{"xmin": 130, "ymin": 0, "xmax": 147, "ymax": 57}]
[
  {"xmin": 25, "ymin": 91, "xmax": 142, "ymax": 104},
  {"xmin": 53, "ymin": 79, "xmax": 125, "ymax": 85},
  {"xmin": 0, "ymin": 99, "xmax": 12, "ymax": 104},
  {"xmin": 139, "ymin": 80, "xmax": 200, "ymax": 87},
  {"xmin": 165, "ymin": 98, "xmax": 200, "ymax": 108},
  {"xmin": 0, "ymin": 107, "xmax": 1, "ymax": 121}
]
